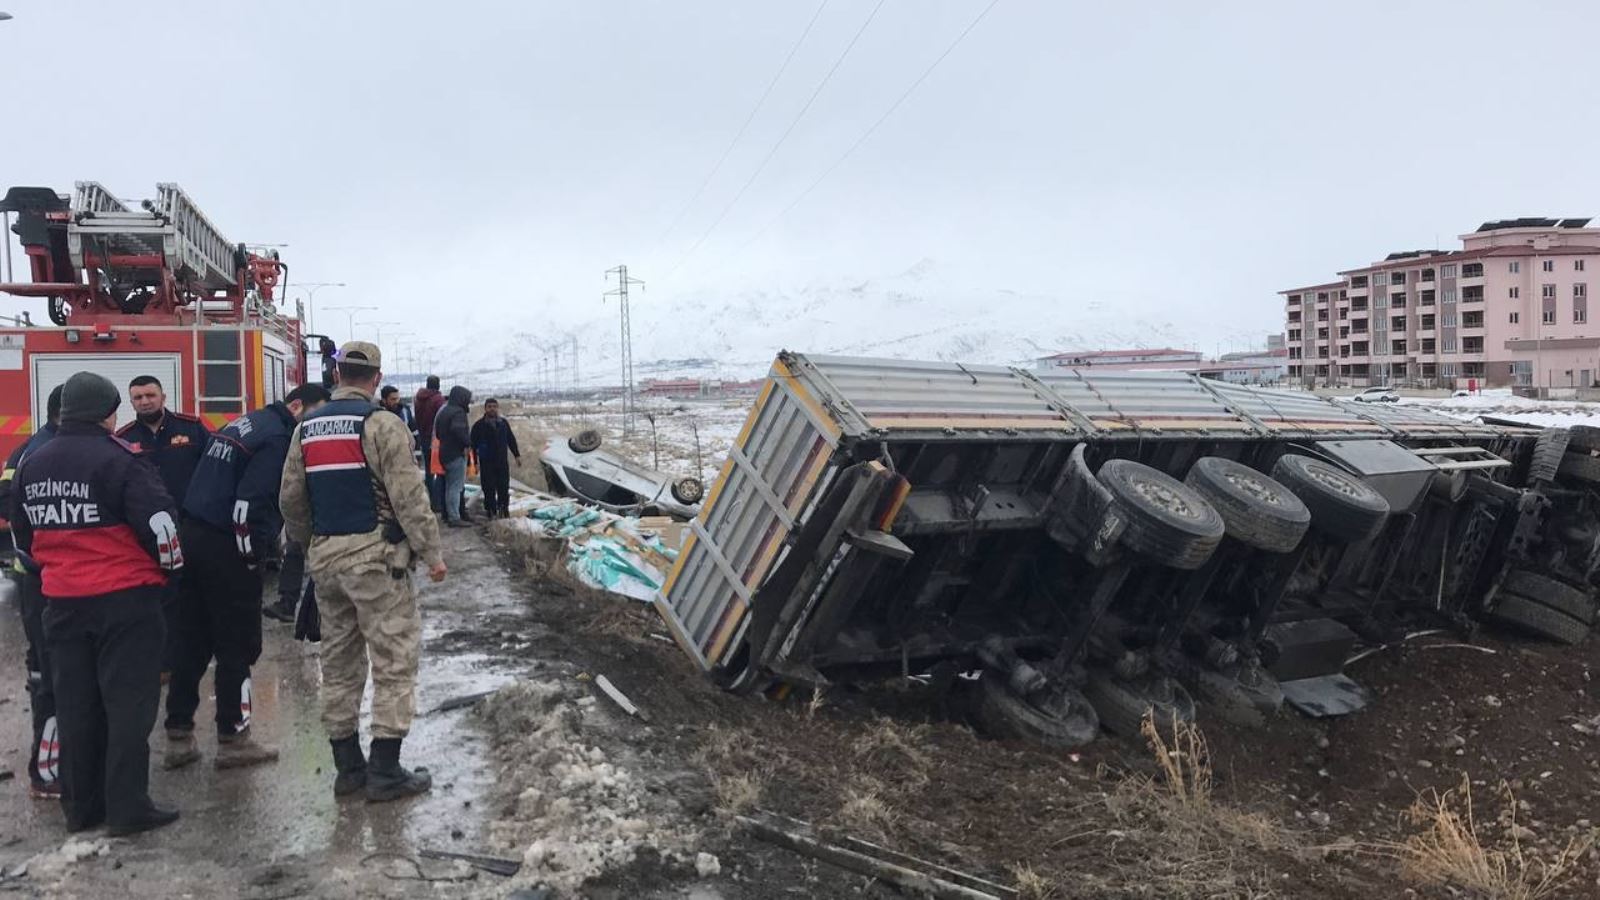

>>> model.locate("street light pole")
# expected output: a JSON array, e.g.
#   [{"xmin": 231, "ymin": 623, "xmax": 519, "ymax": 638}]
[
  {"xmin": 325, "ymin": 305, "xmax": 377, "ymax": 344},
  {"xmin": 290, "ymin": 282, "xmax": 345, "ymax": 333}
]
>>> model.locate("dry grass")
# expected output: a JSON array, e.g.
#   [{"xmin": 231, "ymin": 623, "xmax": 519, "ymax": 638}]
[
  {"xmin": 805, "ymin": 687, "xmax": 828, "ymax": 719},
  {"xmin": 1010, "ymin": 863, "xmax": 1062, "ymax": 900},
  {"xmin": 710, "ymin": 771, "xmax": 764, "ymax": 817},
  {"xmin": 849, "ymin": 717, "xmax": 933, "ymax": 790},
  {"xmin": 578, "ymin": 598, "xmax": 650, "ymax": 640},
  {"xmin": 835, "ymin": 780, "xmax": 900, "ymax": 840},
  {"xmin": 1385, "ymin": 776, "xmax": 1592, "ymax": 900}
]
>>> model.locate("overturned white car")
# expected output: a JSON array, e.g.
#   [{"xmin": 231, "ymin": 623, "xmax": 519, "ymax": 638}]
[{"xmin": 540, "ymin": 430, "xmax": 704, "ymax": 520}]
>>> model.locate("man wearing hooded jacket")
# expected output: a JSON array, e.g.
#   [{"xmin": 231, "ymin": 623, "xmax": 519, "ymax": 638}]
[{"xmin": 432, "ymin": 385, "xmax": 473, "ymax": 527}]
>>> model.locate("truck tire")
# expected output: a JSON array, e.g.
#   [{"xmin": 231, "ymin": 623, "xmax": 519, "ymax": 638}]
[
  {"xmin": 1489, "ymin": 595, "xmax": 1589, "ymax": 645},
  {"xmin": 1097, "ymin": 459, "xmax": 1225, "ymax": 570},
  {"xmin": 976, "ymin": 674, "xmax": 1100, "ymax": 748},
  {"xmin": 569, "ymin": 429, "xmax": 603, "ymax": 454},
  {"xmin": 1192, "ymin": 663, "xmax": 1283, "ymax": 727},
  {"xmin": 1085, "ymin": 673, "xmax": 1195, "ymax": 738},
  {"xmin": 1270, "ymin": 454, "xmax": 1390, "ymax": 544},
  {"xmin": 1184, "ymin": 457, "xmax": 1311, "ymax": 554},
  {"xmin": 1558, "ymin": 451, "xmax": 1600, "ymax": 484},
  {"xmin": 1568, "ymin": 425, "xmax": 1600, "ymax": 454},
  {"xmin": 1527, "ymin": 429, "xmax": 1570, "ymax": 486},
  {"xmin": 671, "ymin": 476, "xmax": 705, "ymax": 505},
  {"xmin": 1501, "ymin": 569, "xmax": 1597, "ymax": 625}
]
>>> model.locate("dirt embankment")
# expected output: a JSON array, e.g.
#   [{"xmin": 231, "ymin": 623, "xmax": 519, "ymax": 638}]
[{"xmin": 474, "ymin": 516, "xmax": 1600, "ymax": 899}]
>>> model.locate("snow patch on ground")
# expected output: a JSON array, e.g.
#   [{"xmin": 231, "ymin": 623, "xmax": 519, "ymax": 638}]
[
  {"xmin": 1399, "ymin": 388, "xmax": 1600, "ymax": 428},
  {"xmin": 476, "ymin": 680, "xmax": 699, "ymax": 896}
]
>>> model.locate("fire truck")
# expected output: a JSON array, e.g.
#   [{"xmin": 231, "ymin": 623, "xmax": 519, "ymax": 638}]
[{"xmin": 0, "ymin": 181, "xmax": 313, "ymax": 453}]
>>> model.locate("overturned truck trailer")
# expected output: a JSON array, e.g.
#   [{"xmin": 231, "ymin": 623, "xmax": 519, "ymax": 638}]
[{"xmin": 657, "ymin": 353, "xmax": 1600, "ymax": 745}]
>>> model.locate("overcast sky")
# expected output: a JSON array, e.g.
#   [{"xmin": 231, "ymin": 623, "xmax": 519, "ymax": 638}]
[{"xmin": 3, "ymin": 1, "xmax": 1598, "ymax": 368}]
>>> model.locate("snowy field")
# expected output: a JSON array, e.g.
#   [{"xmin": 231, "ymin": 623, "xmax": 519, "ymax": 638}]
[{"xmin": 1394, "ymin": 388, "xmax": 1600, "ymax": 429}]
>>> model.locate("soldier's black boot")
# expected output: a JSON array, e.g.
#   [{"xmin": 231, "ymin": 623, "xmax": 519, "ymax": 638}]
[
  {"xmin": 365, "ymin": 738, "xmax": 431, "ymax": 802},
  {"xmin": 330, "ymin": 735, "xmax": 367, "ymax": 797}
]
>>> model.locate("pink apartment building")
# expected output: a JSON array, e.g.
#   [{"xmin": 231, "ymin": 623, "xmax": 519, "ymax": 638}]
[{"xmin": 1283, "ymin": 218, "xmax": 1600, "ymax": 390}]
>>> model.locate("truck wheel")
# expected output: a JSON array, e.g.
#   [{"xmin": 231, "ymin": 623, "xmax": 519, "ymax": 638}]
[
  {"xmin": 568, "ymin": 429, "xmax": 603, "ymax": 454},
  {"xmin": 1097, "ymin": 459, "xmax": 1225, "ymax": 570},
  {"xmin": 1085, "ymin": 673, "xmax": 1195, "ymax": 738},
  {"xmin": 1501, "ymin": 570, "xmax": 1597, "ymax": 625},
  {"xmin": 1184, "ymin": 457, "xmax": 1311, "ymax": 554},
  {"xmin": 1489, "ymin": 595, "xmax": 1589, "ymax": 645},
  {"xmin": 1270, "ymin": 454, "xmax": 1389, "ymax": 544},
  {"xmin": 1527, "ymin": 429, "xmax": 1571, "ymax": 486},
  {"xmin": 1558, "ymin": 451, "xmax": 1600, "ymax": 484},
  {"xmin": 671, "ymin": 476, "xmax": 705, "ymax": 505},
  {"xmin": 1192, "ymin": 662, "xmax": 1283, "ymax": 727},
  {"xmin": 1568, "ymin": 425, "xmax": 1600, "ymax": 454},
  {"xmin": 976, "ymin": 674, "xmax": 1100, "ymax": 748}
]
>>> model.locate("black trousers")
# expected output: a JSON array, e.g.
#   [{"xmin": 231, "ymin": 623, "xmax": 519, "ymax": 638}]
[
  {"xmin": 278, "ymin": 538, "xmax": 312, "ymax": 611},
  {"xmin": 43, "ymin": 586, "xmax": 165, "ymax": 831},
  {"xmin": 481, "ymin": 458, "xmax": 510, "ymax": 515},
  {"xmin": 18, "ymin": 571, "xmax": 58, "ymax": 789},
  {"xmin": 164, "ymin": 521, "xmax": 264, "ymax": 736}
]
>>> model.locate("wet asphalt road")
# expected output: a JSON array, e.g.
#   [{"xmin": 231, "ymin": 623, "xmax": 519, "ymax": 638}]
[{"xmin": 0, "ymin": 527, "xmax": 530, "ymax": 897}]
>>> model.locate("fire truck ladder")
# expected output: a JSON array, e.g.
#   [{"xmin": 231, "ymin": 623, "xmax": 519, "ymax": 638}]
[{"xmin": 66, "ymin": 181, "xmax": 238, "ymax": 290}]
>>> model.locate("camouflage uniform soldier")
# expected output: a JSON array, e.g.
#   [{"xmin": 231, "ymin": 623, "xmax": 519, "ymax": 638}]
[{"xmin": 280, "ymin": 342, "xmax": 446, "ymax": 801}]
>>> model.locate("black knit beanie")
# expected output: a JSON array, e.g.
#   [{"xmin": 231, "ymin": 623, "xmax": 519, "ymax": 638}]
[{"xmin": 60, "ymin": 372, "xmax": 121, "ymax": 425}]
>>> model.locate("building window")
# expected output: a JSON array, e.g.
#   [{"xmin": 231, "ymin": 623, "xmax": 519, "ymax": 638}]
[
  {"xmin": 1509, "ymin": 261, "xmax": 1521, "ymax": 274},
  {"xmin": 1391, "ymin": 316, "xmax": 1407, "ymax": 330},
  {"xmin": 1443, "ymin": 336, "xmax": 1457, "ymax": 353},
  {"xmin": 1317, "ymin": 291, "xmax": 1329, "ymax": 301},
  {"xmin": 1461, "ymin": 263, "xmax": 1483, "ymax": 278},
  {"xmin": 1391, "ymin": 292, "xmax": 1406, "ymax": 307},
  {"xmin": 1509, "ymin": 312, "xmax": 1520, "ymax": 324},
  {"xmin": 1576, "ymin": 283, "xmax": 1588, "ymax": 299},
  {"xmin": 1392, "ymin": 340, "xmax": 1407, "ymax": 355},
  {"xmin": 1543, "ymin": 283, "xmax": 1557, "ymax": 299},
  {"xmin": 1441, "ymin": 264, "xmax": 1458, "ymax": 278},
  {"xmin": 1509, "ymin": 286, "xmax": 1520, "ymax": 299},
  {"xmin": 1462, "ymin": 285, "xmax": 1483, "ymax": 302},
  {"xmin": 1543, "ymin": 260, "xmax": 1555, "ymax": 272},
  {"xmin": 1443, "ymin": 288, "xmax": 1457, "ymax": 304},
  {"xmin": 1420, "ymin": 339, "xmax": 1436, "ymax": 353},
  {"xmin": 1579, "ymin": 259, "xmax": 1587, "ymax": 272},
  {"xmin": 1544, "ymin": 309, "xmax": 1557, "ymax": 324},
  {"xmin": 1576, "ymin": 308, "xmax": 1588, "ymax": 325},
  {"xmin": 1463, "ymin": 336, "xmax": 1484, "ymax": 353},
  {"xmin": 1462, "ymin": 311, "xmax": 1483, "ymax": 328},
  {"xmin": 1421, "ymin": 268, "xmax": 1435, "ymax": 281},
  {"xmin": 1391, "ymin": 272, "xmax": 1407, "ymax": 286},
  {"xmin": 1443, "ymin": 311, "xmax": 1457, "ymax": 327}
]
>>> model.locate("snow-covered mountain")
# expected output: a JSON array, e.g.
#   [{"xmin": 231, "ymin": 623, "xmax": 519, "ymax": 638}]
[{"xmin": 443, "ymin": 260, "xmax": 1233, "ymax": 388}]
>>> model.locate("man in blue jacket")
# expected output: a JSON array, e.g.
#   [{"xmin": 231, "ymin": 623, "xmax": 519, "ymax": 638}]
[{"xmin": 161, "ymin": 384, "xmax": 330, "ymax": 771}]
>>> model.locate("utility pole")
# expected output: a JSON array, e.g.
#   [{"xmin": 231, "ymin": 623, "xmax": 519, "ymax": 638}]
[
  {"xmin": 605, "ymin": 265, "xmax": 644, "ymax": 433},
  {"xmin": 571, "ymin": 335, "xmax": 580, "ymax": 394},
  {"xmin": 326, "ymin": 305, "xmax": 377, "ymax": 343}
]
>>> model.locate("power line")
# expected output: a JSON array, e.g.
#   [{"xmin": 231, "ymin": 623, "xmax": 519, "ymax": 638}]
[
  {"xmin": 663, "ymin": 0, "xmax": 888, "ymax": 278},
  {"xmin": 654, "ymin": 0, "xmax": 831, "ymax": 249},
  {"xmin": 714, "ymin": 0, "xmax": 1002, "ymax": 271}
]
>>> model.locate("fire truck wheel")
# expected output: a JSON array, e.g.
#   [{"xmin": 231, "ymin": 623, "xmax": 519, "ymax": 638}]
[
  {"xmin": 1567, "ymin": 425, "xmax": 1600, "ymax": 454},
  {"xmin": 1558, "ymin": 451, "xmax": 1600, "ymax": 484},
  {"xmin": 975, "ymin": 674, "xmax": 1100, "ymax": 748},
  {"xmin": 1192, "ymin": 662, "xmax": 1283, "ymax": 727},
  {"xmin": 1270, "ymin": 454, "xmax": 1389, "ymax": 544},
  {"xmin": 671, "ymin": 476, "xmax": 705, "ymax": 505},
  {"xmin": 1489, "ymin": 595, "xmax": 1589, "ymax": 645},
  {"xmin": 1084, "ymin": 672, "xmax": 1195, "ymax": 738},
  {"xmin": 1097, "ymin": 459, "xmax": 1225, "ymax": 570},
  {"xmin": 568, "ymin": 429, "xmax": 604, "ymax": 454},
  {"xmin": 1184, "ymin": 457, "xmax": 1311, "ymax": 554},
  {"xmin": 1501, "ymin": 570, "xmax": 1597, "ymax": 625}
]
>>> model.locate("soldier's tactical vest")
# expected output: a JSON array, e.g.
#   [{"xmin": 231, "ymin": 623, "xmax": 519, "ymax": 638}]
[{"xmin": 300, "ymin": 398, "xmax": 379, "ymax": 535}]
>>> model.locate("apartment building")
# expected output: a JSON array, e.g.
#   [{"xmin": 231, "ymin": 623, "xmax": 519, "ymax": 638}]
[{"xmin": 1283, "ymin": 218, "xmax": 1600, "ymax": 390}]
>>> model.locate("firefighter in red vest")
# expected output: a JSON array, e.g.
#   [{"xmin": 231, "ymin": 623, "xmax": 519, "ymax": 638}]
[
  {"xmin": 279, "ymin": 342, "xmax": 446, "ymax": 801},
  {"xmin": 9, "ymin": 371, "xmax": 183, "ymax": 835}
]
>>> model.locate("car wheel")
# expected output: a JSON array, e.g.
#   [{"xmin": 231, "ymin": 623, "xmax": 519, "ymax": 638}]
[
  {"xmin": 1270, "ymin": 454, "xmax": 1390, "ymax": 544},
  {"xmin": 1097, "ymin": 458, "xmax": 1225, "ymax": 570},
  {"xmin": 671, "ymin": 476, "xmax": 705, "ymax": 505},
  {"xmin": 1184, "ymin": 457, "xmax": 1310, "ymax": 554},
  {"xmin": 975, "ymin": 674, "xmax": 1100, "ymax": 748},
  {"xmin": 1501, "ymin": 569, "xmax": 1597, "ymax": 625},
  {"xmin": 1489, "ymin": 594, "xmax": 1589, "ymax": 645},
  {"xmin": 568, "ymin": 429, "xmax": 603, "ymax": 454}
]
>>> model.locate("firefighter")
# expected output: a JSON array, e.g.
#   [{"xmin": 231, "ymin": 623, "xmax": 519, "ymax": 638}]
[
  {"xmin": 9, "ymin": 371, "xmax": 182, "ymax": 835},
  {"xmin": 469, "ymin": 398, "xmax": 520, "ymax": 518},
  {"xmin": 162, "ymin": 384, "xmax": 332, "ymax": 771},
  {"xmin": 0, "ymin": 385, "xmax": 64, "ymax": 799},
  {"xmin": 280, "ymin": 342, "xmax": 446, "ymax": 801},
  {"xmin": 118, "ymin": 374, "xmax": 209, "ymax": 676}
]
